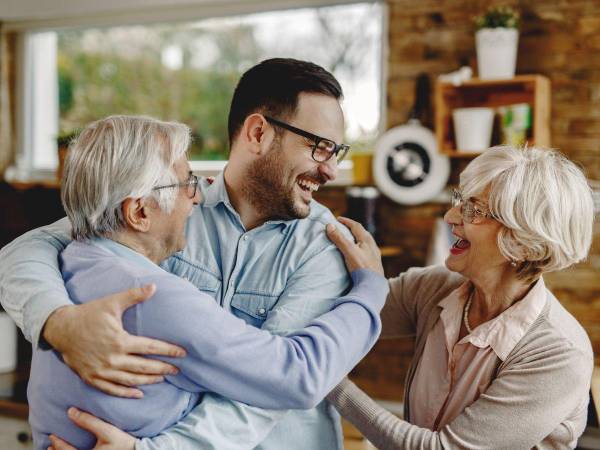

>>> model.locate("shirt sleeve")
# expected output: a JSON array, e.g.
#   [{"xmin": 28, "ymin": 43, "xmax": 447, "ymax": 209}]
[
  {"xmin": 0, "ymin": 217, "xmax": 73, "ymax": 348},
  {"xmin": 327, "ymin": 343, "xmax": 593, "ymax": 450},
  {"xmin": 137, "ymin": 243, "xmax": 379, "ymax": 450}
]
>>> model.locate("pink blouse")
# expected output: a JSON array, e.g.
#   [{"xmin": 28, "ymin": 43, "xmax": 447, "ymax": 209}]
[{"xmin": 409, "ymin": 277, "xmax": 547, "ymax": 430}]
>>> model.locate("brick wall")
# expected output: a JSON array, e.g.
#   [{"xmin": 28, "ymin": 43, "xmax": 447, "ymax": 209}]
[{"xmin": 317, "ymin": 0, "xmax": 600, "ymax": 401}]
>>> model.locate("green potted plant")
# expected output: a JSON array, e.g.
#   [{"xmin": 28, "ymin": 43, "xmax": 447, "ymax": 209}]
[{"xmin": 474, "ymin": 5, "xmax": 520, "ymax": 79}]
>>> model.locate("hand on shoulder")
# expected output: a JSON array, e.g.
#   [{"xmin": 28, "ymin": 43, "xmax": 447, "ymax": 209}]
[{"xmin": 326, "ymin": 217, "xmax": 383, "ymax": 276}]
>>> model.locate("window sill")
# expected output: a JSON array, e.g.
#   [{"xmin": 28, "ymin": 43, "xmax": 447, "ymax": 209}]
[
  {"xmin": 3, "ymin": 160, "xmax": 355, "ymax": 190},
  {"xmin": 3, "ymin": 167, "xmax": 60, "ymax": 190}
]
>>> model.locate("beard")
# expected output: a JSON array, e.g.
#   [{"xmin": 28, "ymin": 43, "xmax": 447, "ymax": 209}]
[{"xmin": 242, "ymin": 138, "xmax": 312, "ymax": 221}]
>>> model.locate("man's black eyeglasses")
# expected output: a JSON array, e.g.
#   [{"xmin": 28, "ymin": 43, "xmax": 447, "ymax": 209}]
[
  {"xmin": 265, "ymin": 116, "xmax": 350, "ymax": 164},
  {"xmin": 153, "ymin": 172, "xmax": 199, "ymax": 199}
]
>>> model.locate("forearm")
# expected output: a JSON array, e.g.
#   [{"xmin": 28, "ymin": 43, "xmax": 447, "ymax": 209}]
[
  {"xmin": 327, "ymin": 379, "xmax": 415, "ymax": 450},
  {"xmin": 151, "ymin": 269, "xmax": 387, "ymax": 409},
  {"xmin": 0, "ymin": 218, "xmax": 73, "ymax": 347}
]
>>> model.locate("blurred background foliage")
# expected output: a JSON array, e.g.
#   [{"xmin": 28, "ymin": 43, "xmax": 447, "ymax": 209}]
[{"xmin": 57, "ymin": 4, "xmax": 380, "ymax": 159}]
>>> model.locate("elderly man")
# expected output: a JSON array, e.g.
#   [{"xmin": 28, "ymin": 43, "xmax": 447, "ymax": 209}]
[
  {"xmin": 27, "ymin": 114, "xmax": 386, "ymax": 450},
  {"xmin": 1, "ymin": 58, "xmax": 368, "ymax": 449}
]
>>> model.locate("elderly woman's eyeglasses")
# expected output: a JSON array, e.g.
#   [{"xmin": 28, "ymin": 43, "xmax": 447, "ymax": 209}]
[
  {"xmin": 153, "ymin": 172, "xmax": 199, "ymax": 199},
  {"xmin": 264, "ymin": 116, "xmax": 350, "ymax": 164},
  {"xmin": 451, "ymin": 189, "xmax": 493, "ymax": 224}
]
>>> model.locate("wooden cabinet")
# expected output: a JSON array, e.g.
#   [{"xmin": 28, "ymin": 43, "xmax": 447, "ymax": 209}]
[
  {"xmin": 434, "ymin": 75, "xmax": 551, "ymax": 157},
  {"xmin": 0, "ymin": 415, "xmax": 33, "ymax": 450}
]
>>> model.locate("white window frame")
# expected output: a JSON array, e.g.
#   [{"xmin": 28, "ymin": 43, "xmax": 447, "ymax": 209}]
[{"xmin": 6, "ymin": 0, "xmax": 386, "ymax": 186}]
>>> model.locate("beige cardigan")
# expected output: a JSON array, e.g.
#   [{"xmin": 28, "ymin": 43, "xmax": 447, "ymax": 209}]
[{"xmin": 327, "ymin": 265, "xmax": 593, "ymax": 449}]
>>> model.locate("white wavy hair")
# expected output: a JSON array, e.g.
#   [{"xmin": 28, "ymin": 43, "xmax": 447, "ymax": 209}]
[
  {"xmin": 460, "ymin": 145, "xmax": 594, "ymax": 280},
  {"xmin": 62, "ymin": 115, "xmax": 191, "ymax": 240}
]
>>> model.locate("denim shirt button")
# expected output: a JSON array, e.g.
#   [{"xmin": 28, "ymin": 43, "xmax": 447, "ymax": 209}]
[{"xmin": 258, "ymin": 308, "xmax": 266, "ymax": 316}]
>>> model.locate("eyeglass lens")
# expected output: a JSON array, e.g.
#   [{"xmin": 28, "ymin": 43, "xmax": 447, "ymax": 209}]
[
  {"xmin": 452, "ymin": 189, "xmax": 477, "ymax": 224},
  {"xmin": 186, "ymin": 175, "xmax": 198, "ymax": 198},
  {"xmin": 313, "ymin": 140, "xmax": 335, "ymax": 162}
]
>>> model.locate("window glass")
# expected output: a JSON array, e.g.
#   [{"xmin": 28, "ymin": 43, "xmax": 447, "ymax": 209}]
[{"xmin": 40, "ymin": 2, "xmax": 382, "ymax": 166}]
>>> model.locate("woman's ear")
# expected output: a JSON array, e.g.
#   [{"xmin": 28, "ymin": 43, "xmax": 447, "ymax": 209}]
[
  {"xmin": 239, "ymin": 113, "xmax": 274, "ymax": 156},
  {"xmin": 121, "ymin": 197, "xmax": 152, "ymax": 232}
]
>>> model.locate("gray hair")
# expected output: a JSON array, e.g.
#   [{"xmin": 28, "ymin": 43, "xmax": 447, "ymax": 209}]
[
  {"xmin": 62, "ymin": 115, "xmax": 191, "ymax": 240},
  {"xmin": 460, "ymin": 145, "xmax": 594, "ymax": 280}
]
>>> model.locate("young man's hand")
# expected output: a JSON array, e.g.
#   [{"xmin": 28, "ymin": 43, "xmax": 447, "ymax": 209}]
[
  {"xmin": 326, "ymin": 217, "xmax": 384, "ymax": 276},
  {"xmin": 48, "ymin": 407, "xmax": 135, "ymax": 450},
  {"xmin": 43, "ymin": 284, "xmax": 187, "ymax": 398}
]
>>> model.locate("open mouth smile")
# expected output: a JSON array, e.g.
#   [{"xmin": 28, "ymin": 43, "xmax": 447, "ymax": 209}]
[
  {"xmin": 297, "ymin": 177, "xmax": 320, "ymax": 193},
  {"xmin": 450, "ymin": 236, "xmax": 471, "ymax": 255}
]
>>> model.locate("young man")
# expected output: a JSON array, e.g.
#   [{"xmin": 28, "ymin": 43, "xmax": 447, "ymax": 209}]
[{"xmin": 1, "ymin": 58, "xmax": 360, "ymax": 449}]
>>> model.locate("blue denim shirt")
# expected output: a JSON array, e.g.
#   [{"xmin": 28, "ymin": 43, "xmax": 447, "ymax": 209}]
[{"xmin": 0, "ymin": 172, "xmax": 359, "ymax": 450}]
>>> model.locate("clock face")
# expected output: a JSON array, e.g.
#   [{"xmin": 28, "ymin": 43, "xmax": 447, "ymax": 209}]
[
  {"xmin": 373, "ymin": 123, "xmax": 450, "ymax": 205},
  {"xmin": 386, "ymin": 142, "xmax": 431, "ymax": 187}
]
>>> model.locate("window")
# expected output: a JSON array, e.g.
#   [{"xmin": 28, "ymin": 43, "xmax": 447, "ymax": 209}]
[{"xmin": 16, "ymin": 2, "xmax": 383, "ymax": 181}]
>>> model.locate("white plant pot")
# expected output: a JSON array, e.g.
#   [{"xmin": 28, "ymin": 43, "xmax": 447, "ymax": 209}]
[
  {"xmin": 453, "ymin": 107, "xmax": 495, "ymax": 152},
  {"xmin": 476, "ymin": 27, "xmax": 519, "ymax": 80},
  {"xmin": 0, "ymin": 312, "xmax": 17, "ymax": 373}
]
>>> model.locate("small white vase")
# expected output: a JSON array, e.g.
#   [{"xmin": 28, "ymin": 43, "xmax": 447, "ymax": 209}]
[
  {"xmin": 476, "ymin": 27, "xmax": 519, "ymax": 80},
  {"xmin": 453, "ymin": 107, "xmax": 495, "ymax": 152}
]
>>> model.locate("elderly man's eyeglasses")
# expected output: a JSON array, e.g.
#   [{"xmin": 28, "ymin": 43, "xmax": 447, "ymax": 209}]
[
  {"xmin": 153, "ymin": 172, "xmax": 199, "ymax": 199},
  {"xmin": 451, "ymin": 189, "xmax": 493, "ymax": 224},
  {"xmin": 264, "ymin": 116, "xmax": 350, "ymax": 164}
]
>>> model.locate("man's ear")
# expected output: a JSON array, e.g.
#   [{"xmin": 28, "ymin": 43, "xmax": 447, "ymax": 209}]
[
  {"xmin": 239, "ymin": 113, "xmax": 274, "ymax": 156},
  {"xmin": 122, "ymin": 197, "xmax": 152, "ymax": 232}
]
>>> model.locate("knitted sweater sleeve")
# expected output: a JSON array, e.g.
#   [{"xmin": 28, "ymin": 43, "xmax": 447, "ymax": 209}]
[{"xmin": 328, "ymin": 337, "xmax": 592, "ymax": 449}]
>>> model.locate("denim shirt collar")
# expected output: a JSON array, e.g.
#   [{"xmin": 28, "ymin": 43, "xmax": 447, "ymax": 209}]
[
  {"xmin": 92, "ymin": 237, "xmax": 158, "ymax": 271},
  {"xmin": 201, "ymin": 171, "xmax": 293, "ymax": 233}
]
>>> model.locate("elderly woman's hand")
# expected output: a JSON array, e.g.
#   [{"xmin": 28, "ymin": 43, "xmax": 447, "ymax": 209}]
[{"xmin": 326, "ymin": 217, "xmax": 384, "ymax": 276}]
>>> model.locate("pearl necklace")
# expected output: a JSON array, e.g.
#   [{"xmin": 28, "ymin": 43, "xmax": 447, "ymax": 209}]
[{"xmin": 463, "ymin": 292, "xmax": 473, "ymax": 334}]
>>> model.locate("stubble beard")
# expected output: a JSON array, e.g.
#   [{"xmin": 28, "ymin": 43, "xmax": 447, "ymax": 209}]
[{"xmin": 242, "ymin": 139, "xmax": 310, "ymax": 221}]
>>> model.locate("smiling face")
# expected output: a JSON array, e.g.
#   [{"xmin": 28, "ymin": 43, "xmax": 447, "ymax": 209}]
[
  {"xmin": 444, "ymin": 191, "xmax": 508, "ymax": 281},
  {"xmin": 243, "ymin": 93, "xmax": 345, "ymax": 220}
]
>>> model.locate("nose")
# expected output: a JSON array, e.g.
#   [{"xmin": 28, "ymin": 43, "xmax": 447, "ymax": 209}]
[
  {"xmin": 318, "ymin": 157, "xmax": 338, "ymax": 182},
  {"xmin": 444, "ymin": 204, "xmax": 463, "ymax": 226}
]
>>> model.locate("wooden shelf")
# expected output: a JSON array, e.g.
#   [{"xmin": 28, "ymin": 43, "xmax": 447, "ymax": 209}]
[
  {"xmin": 435, "ymin": 75, "xmax": 551, "ymax": 157},
  {"xmin": 379, "ymin": 245, "xmax": 403, "ymax": 258}
]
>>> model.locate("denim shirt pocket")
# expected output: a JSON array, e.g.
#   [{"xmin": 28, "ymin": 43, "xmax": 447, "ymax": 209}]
[
  {"xmin": 168, "ymin": 256, "xmax": 221, "ymax": 296},
  {"xmin": 230, "ymin": 292, "xmax": 279, "ymax": 328}
]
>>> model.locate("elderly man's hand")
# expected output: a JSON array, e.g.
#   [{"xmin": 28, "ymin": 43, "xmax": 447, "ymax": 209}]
[
  {"xmin": 43, "ymin": 284, "xmax": 187, "ymax": 398},
  {"xmin": 326, "ymin": 217, "xmax": 384, "ymax": 276},
  {"xmin": 48, "ymin": 407, "xmax": 135, "ymax": 450}
]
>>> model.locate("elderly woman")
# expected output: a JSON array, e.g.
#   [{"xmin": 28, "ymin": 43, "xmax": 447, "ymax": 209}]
[{"xmin": 324, "ymin": 145, "xmax": 595, "ymax": 449}]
